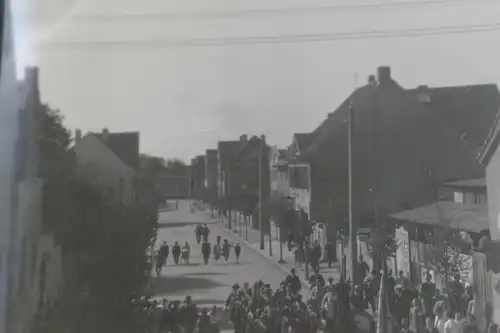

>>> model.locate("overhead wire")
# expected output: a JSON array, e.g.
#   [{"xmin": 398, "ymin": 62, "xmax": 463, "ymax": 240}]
[
  {"xmin": 61, "ymin": 0, "xmax": 489, "ymax": 21},
  {"xmin": 40, "ymin": 22, "xmax": 500, "ymax": 49}
]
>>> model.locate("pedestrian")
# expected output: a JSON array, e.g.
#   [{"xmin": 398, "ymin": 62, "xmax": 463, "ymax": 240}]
[
  {"xmin": 201, "ymin": 224, "xmax": 210, "ymax": 242},
  {"xmin": 409, "ymin": 296, "xmax": 425, "ymax": 333},
  {"xmin": 235, "ymin": 243, "xmax": 241, "ymax": 264},
  {"xmin": 160, "ymin": 241, "xmax": 170, "ymax": 267},
  {"xmin": 202, "ymin": 240, "xmax": 211, "ymax": 265},
  {"xmin": 421, "ymin": 273, "xmax": 437, "ymax": 320},
  {"xmin": 172, "ymin": 241, "xmax": 181, "ymax": 265},
  {"xmin": 324, "ymin": 242, "xmax": 335, "ymax": 268},
  {"xmin": 357, "ymin": 255, "xmax": 370, "ymax": 286},
  {"xmin": 195, "ymin": 225, "xmax": 202, "ymax": 244},
  {"xmin": 222, "ymin": 239, "xmax": 230, "ymax": 263},
  {"xmin": 444, "ymin": 311, "xmax": 462, "ymax": 333}
]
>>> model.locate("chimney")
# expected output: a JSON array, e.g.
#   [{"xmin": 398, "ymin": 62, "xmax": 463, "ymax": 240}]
[
  {"xmin": 75, "ymin": 129, "xmax": 82, "ymax": 142},
  {"xmin": 102, "ymin": 128, "xmax": 110, "ymax": 144},
  {"xmin": 260, "ymin": 134, "xmax": 266, "ymax": 144},
  {"xmin": 377, "ymin": 66, "xmax": 391, "ymax": 84},
  {"xmin": 368, "ymin": 75, "xmax": 377, "ymax": 85},
  {"xmin": 240, "ymin": 134, "xmax": 248, "ymax": 142}
]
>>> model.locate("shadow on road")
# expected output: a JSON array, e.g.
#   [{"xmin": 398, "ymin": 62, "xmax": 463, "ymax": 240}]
[
  {"xmin": 157, "ymin": 221, "xmax": 202, "ymax": 228},
  {"xmin": 187, "ymin": 272, "xmax": 226, "ymax": 276},
  {"xmin": 150, "ymin": 276, "xmax": 224, "ymax": 295}
]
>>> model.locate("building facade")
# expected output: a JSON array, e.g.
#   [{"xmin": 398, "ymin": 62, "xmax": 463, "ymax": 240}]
[
  {"xmin": 205, "ymin": 149, "xmax": 218, "ymax": 205},
  {"xmin": 0, "ymin": 1, "xmax": 19, "ymax": 330},
  {"xmin": 269, "ymin": 146, "xmax": 289, "ymax": 199},
  {"xmin": 73, "ymin": 129, "xmax": 138, "ymax": 205}
]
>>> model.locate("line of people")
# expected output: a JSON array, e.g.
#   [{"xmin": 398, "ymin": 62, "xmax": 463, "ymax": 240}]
[
  {"xmin": 152, "ymin": 241, "xmax": 192, "ymax": 276},
  {"xmin": 201, "ymin": 235, "xmax": 242, "ymax": 265}
]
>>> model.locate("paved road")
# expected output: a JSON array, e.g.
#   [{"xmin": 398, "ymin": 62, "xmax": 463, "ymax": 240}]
[{"xmin": 151, "ymin": 200, "xmax": 290, "ymax": 309}]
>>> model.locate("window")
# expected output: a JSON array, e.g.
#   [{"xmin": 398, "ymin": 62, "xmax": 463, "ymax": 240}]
[{"xmin": 454, "ymin": 191, "xmax": 464, "ymax": 203}]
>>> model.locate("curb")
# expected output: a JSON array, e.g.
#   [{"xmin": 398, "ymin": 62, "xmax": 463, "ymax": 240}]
[{"xmin": 213, "ymin": 219, "xmax": 311, "ymax": 292}]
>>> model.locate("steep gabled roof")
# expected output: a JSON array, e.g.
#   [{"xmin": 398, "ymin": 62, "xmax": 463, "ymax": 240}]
[
  {"xmin": 294, "ymin": 133, "xmax": 314, "ymax": 154},
  {"xmin": 409, "ymin": 84, "xmax": 500, "ymax": 149},
  {"xmin": 93, "ymin": 131, "xmax": 140, "ymax": 170},
  {"xmin": 478, "ymin": 106, "xmax": 500, "ymax": 165}
]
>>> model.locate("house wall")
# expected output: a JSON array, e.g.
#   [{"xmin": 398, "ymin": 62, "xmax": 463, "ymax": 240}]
[
  {"xmin": 0, "ymin": 2, "xmax": 19, "ymax": 330},
  {"xmin": 205, "ymin": 150, "xmax": 218, "ymax": 205},
  {"xmin": 74, "ymin": 135, "xmax": 136, "ymax": 204},
  {"xmin": 312, "ymin": 81, "xmax": 483, "ymax": 234},
  {"xmin": 486, "ymin": 142, "xmax": 500, "ymax": 325},
  {"xmin": 486, "ymin": 147, "xmax": 500, "ymax": 241},
  {"xmin": 8, "ymin": 178, "xmax": 43, "ymax": 333}
]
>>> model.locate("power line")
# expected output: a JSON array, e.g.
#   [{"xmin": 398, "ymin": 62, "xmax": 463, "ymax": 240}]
[
  {"xmin": 39, "ymin": 22, "xmax": 500, "ymax": 49},
  {"xmin": 62, "ymin": 0, "xmax": 488, "ymax": 22}
]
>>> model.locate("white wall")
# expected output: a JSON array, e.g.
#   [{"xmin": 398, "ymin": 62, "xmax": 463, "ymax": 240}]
[
  {"xmin": 8, "ymin": 178, "xmax": 43, "ymax": 333},
  {"xmin": 0, "ymin": 2, "xmax": 20, "ymax": 330},
  {"xmin": 74, "ymin": 134, "xmax": 136, "ymax": 204}
]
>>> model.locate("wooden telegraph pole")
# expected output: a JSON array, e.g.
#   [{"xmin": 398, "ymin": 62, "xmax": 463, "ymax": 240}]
[{"xmin": 348, "ymin": 101, "xmax": 358, "ymax": 284}]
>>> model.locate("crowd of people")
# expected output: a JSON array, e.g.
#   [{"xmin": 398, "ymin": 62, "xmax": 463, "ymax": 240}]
[
  {"xmin": 147, "ymin": 226, "xmax": 243, "ymax": 277},
  {"xmin": 224, "ymin": 270, "xmax": 361, "ymax": 333},
  {"xmin": 348, "ymin": 253, "xmax": 494, "ymax": 333}
]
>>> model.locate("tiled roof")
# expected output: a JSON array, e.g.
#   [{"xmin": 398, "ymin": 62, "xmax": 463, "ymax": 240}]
[
  {"xmin": 409, "ymin": 84, "xmax": 500, "ymax": 149},
  {"xmin": 444, "ymin": 178, "xmax": 486, "ymax": 188},
  {"xmin": 390, "ymin": 201, "xmax": 489, "ymax": 233},
  {"xmin": 93, "ymin": 131, "xmax": 140, "ymax": 170}
]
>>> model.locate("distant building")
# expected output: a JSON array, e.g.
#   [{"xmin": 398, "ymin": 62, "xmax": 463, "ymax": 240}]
[
  {"xmin": 290, "ymin": 66, "xmax": 498, "ymax": 243},
  {"xmin": 217, "ymin": 138, "xmax": 245, "ymax": 210},
  {"xmin": 205, "ymin": 149, "xmax": 218, "ymax": 205},
  {"xmin": 156, "ymin": 163, "xmax": 190, "ymax": 199},
  {"xmin": 231, "ymin": 135, "xmax": 270, "ymax": 229},
  {"xmin": 190, "ymin": 155, "xmax": 206, "ymax": 201},
  {"xmin": 269, "ymin": 146, "xmax": 289, "ymax": 199},
  {"xmin": 73, "ymin": 129, "xmax": 139, "ymax": 205}
]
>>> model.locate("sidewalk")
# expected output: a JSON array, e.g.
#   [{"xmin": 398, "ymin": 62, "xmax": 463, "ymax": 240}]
[{"xmin": 210, "ymin": 211, "xmax": 342, "ymax": 290}]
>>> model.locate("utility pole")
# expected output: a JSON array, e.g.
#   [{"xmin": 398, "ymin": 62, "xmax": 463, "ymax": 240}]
[
  {"xmin": 269, "ymin": 218, "xmax": 273, "ymax": 256},
  {"xmin": 348, "ymin": 101, "xmax": 358, "ymax": 284},
  {"xmin": 259, "ymin": 144, "xmax": 265, "ymax": 250}
]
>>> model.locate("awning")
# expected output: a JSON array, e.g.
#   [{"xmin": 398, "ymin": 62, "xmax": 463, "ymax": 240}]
[
  {"xmin": 444, "ymin": 178, "xmax": 486, "ymax": 188},
  {"xmin": 390, "ymin": 201, "xmax": 489, "ymax": 234}
]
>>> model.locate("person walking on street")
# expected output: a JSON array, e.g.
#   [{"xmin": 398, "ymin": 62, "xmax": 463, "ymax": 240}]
[
  {"xmin": 325, "ymin": 242, "xmax": 335, "ymax": 268},
  {"xmin": 159, "ymin": 241, "xmax": 170, "ymax": 267},
  {"xmin": 235, "ymin": 243, "xmax": 241, "ymax": 264},
  {"xmin": 172, "ymin": 241, "xmax": 181, "ymax": 265},
  {"xmin": 201, "ymin": 224, "xmax": 210, "ymax": 242},
  {"xmin": 202, "ymin": 240, "xmax": 211, "ymax": 265},
  {"xmin": 222, "ymin": 239, "xmax": 231, "ymax": 263},
  {"xmin": 195, "ymin": 225, "xmax": 202, "ymax": 244},
  {"xmin": 357, "ymin": 255, "xmax": 370, "ymax": 286}
]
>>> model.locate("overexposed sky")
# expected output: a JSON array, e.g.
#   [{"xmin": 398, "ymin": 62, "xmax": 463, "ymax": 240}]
[{"xmin": 12, "ymin": 0, "xmax": 500, "ymax": 161}]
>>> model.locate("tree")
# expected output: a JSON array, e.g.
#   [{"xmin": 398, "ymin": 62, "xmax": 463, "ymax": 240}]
[
  {"xmin": 425, "ymin": 226, "xmax": 472, "ymax": 285},
  {"xmin": 165, "ymin": 158, "xmax": 186, "ymax": 169},
  {"xmin": 36, "ymin": 105, "xmax": 158, "ymax": 333}
]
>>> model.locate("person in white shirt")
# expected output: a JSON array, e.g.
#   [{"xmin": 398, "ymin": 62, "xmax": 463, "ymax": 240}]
[
  {"xmin": 434, "ymin": 308, "xmax": 447, "ymax": 333},
  {"xmin": 444, "ymin": 311, "xmax": 462, "ymax": 333}
]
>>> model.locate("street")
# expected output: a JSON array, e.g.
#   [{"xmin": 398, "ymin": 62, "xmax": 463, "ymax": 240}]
[{"xmin": 151, "ymin": 200, "xmax": 291, "ymax": 309}]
